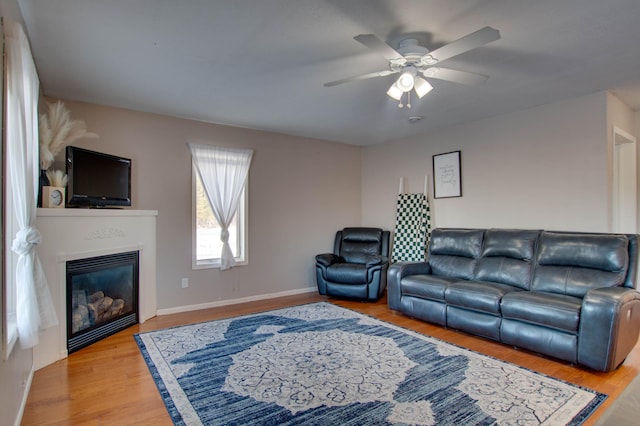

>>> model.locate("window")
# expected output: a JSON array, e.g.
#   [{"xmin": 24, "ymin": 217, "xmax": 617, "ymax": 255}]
[
  {"xmin": 3, "ymin": 19, "xmax": 58, "ymax": 354},
  {"xmin": 192, "ymin": 169, "xmax": 248, "ymax": 269}
]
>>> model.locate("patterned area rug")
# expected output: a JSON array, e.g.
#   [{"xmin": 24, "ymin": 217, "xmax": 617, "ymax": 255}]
[{"xmin": 135, "ymin": 302, "xmax": 605, "ymax": 425}]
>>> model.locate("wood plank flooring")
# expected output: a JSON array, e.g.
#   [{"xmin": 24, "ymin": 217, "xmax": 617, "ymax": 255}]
[{"xmin": 22, "ymin": 293, "xmax": 640, "ymax": 425}]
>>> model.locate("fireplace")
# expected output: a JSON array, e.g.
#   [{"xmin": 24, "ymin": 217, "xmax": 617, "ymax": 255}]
[{"xmin": 67, "ymin": 251, "xmax": 139, "ymax": 353}]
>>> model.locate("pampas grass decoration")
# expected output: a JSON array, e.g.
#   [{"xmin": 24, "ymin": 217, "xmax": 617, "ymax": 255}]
[
  {"xmin": 45, "ymin": 169, "xmax": 68, "ymax": 188},
  {"xmin": 39, "ymin": 101, "xmax": 98, "ymax": 169}
]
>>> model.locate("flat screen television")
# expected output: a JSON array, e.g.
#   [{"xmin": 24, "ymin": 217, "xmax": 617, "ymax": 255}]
[{"xmin": 66, "ymin": 146, "xmax": 132, "ymax": 207}]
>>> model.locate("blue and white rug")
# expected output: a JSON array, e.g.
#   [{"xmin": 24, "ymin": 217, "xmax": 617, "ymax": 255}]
[{"xmin": 135, "ymin": 302, "xmax": 605, "ymax": 425}]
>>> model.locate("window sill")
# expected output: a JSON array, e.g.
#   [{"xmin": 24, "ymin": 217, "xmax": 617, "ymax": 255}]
[
  {"xmin": 3, "ymin": 322, "xmax": 18, "ymax": 360},
  {"xmin": 192, "ymin": 259, "xmax": 248, "ymax": 270}
]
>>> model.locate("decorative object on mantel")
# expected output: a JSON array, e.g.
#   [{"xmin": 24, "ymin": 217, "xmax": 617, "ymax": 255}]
[
  {"xmin": 41, "ymin": 170, "xmax": 68, "ymax": 208},
  {"xmin": 38, "ymin": 100, "xmax": 98, "ymax": 206},
  {"xmin": 41, "ymin": 186, "xmax": 65, "ymax": 208},
  {"xmin": 46, "ymin": 168, "xmax": 68, "ymax": 187}
]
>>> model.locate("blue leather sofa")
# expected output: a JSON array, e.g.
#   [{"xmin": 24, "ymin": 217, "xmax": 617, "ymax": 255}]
[{"xmin": 388, "ymin": 228, "xmax": 640, "ymax": 371}]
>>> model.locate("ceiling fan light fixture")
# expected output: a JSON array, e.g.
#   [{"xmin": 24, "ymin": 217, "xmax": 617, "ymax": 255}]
[
  {"xmin": 386, "ymin": 82, "xmax": 403, "ymax": 100},
  {"xmin": 414, "ymin": 77, "xmax": 433, "ymax": 98},
  {"xmin": 396, "ymin": 70, "xmax": 415, "ymax": 92}
]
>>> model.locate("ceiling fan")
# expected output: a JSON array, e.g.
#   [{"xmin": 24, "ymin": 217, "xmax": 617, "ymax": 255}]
[{"xmin": 324, "ymin": 26, "xmax": 501, "ymax": 108}]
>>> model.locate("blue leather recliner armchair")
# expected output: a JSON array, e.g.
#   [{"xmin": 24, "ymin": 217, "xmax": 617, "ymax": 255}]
[{"xmin": 315, "ymin": 227, "xmax": 390, "ymax": 301}]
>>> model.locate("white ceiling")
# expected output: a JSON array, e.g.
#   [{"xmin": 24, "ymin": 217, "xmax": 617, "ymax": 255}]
[{"xmin": 17, "ymin": 0, "xmax": 640, "ymax": 146}]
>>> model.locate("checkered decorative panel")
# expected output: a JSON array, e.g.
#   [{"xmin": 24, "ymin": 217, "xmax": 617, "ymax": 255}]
[{"xmin": 392, "ymin": 193, "xmax": 431, "ymax": 263}]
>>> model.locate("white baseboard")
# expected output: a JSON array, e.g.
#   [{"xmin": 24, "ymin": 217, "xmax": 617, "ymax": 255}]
[
  {"xmin": 156, "ymin": 286, "xmax": 318, "ymax": 316},
  {"xmin": 15, "ymin": 363, "xmax": 35, "ymax": 426}
]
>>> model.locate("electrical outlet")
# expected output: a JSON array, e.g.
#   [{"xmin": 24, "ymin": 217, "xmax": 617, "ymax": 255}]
[{"xmin": 181, "ymin": 278, "xmax": 189, "ymax": 288}]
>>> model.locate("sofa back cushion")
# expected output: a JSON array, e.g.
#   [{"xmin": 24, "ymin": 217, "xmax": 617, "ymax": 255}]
[
  {"xmin": 475, "ymin": 229, "xmax": 538, "ymax": 290},
  {"xmin": 532, "ymin": 231, "xmax": 629, "ymax": 297},
  {"xmin": 428, "ymin": 229, "xmax": 484, "ymax": 279},
  {"xmin": 338, "ymin": 228, "xmax": 384, "ymax": 264}
]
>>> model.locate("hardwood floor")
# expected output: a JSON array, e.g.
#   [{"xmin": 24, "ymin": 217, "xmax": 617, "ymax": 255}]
[{"xmin": 22, "ymin": 293, "xmax": 640, "ymax": 425}]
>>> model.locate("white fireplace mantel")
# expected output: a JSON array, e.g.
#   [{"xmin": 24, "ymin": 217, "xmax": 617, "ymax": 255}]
[{"xmin": 34, "ymin": 208, "xmax": 158, "ymax": 370}]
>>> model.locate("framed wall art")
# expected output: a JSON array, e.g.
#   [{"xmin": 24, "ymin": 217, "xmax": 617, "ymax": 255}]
[{"xmin": 433, "ymin": 150, "xmax": 461, "ymax": 198}]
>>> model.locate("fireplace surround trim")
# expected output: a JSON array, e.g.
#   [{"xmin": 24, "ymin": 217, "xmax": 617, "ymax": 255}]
[{"xmin": 35, "ymin": 209, "xmax": 157, "ymax": 370}]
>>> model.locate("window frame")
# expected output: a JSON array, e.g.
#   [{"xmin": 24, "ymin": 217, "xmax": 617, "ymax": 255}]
[
  {"xmin": 2, "ymin": 23, "xmax": 18, "ymax": 358},
  {"xmin": 3, "ymin": 200, "xmax": 19, "ymax": 358},
  {"xmin": 191, "ymin": 166, "xmax": 248, "ymax": 270}
]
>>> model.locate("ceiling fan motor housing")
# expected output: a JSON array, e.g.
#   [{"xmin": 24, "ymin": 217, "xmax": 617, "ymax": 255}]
[{"xmin": 390, "ymin": 38, "xmax": 438, "ymax": 74}]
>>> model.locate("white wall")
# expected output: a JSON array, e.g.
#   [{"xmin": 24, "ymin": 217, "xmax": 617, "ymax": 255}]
[
  {"xmin": 362, "ymin": 92, "xmax": 610, "ymax": 233},
  {"xmin": 57, "ymin": 101, "xmax": 362, "ymax": 311}
]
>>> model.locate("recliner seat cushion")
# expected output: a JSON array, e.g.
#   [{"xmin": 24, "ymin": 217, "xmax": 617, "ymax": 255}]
[
  {"xmin": 501, "ymin": 291, "xmax": 582, "ymax": 333},
  {"xmin": 445, "ymin": 281, "xmax": 523, "ymax": 314},
  {"xmin": 401, "ymin": 274, "xmax": 457, "ymax": 301},
  {"xmin": 325, "ymin": 263, "xmax": 368, "ymax": 284}
]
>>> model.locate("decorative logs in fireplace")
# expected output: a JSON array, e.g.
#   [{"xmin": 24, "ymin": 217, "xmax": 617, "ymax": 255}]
[{"xmin": 71, "ymin": 290, "xmax": 126, "ymax": 334}]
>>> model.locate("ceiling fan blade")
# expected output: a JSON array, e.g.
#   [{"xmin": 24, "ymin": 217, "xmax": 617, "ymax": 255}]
[
  {"xmin": 354, "ymin": 34, "xmax": 404, "ymax": 61},
  {"xmin": 423, "ymin": 67, "xmax": 489, "ymax": 85},
  {"xmin": 426, "ymin": 26, "xmax": 500, "ymax": 63},
  {"xmin": 324, "ymin": 70, "xmax": 397, "ymax": 87}
]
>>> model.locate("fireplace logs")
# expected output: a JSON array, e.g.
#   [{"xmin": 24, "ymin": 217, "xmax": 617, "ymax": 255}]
[{"xmin": 71, "ymin": 290, "xmax": 126, "ymax": 334}]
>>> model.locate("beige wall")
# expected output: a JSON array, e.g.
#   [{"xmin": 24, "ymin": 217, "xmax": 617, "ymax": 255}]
[
  {"xmin": 57, "ymin": 101, "xmax": 362, "ymax": 311},
  {"xmin": 361, "ymin": 92, "xmax": 611, "ymax": 233}
]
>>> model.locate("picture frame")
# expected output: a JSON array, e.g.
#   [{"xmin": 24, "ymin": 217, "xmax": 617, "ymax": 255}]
[{"xmin": 433, "ymin": 150, "xmax": 461, "ymax": 198}]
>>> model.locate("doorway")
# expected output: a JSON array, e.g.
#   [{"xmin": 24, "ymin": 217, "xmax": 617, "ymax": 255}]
[{"xmin": 612, "ymin": 126, "xmax": 637, "ymax": 233}]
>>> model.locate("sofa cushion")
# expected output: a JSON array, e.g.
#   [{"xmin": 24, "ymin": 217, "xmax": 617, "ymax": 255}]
[
  {"xmin": 475, "ymin": 229, "xmax": 538, "ymax": 290},
  {"xmin": 537, "ymin": 232, "xmax": 628, "ymax": 271},
  {"xmin": 430, "ymin": 228, "xmax": 484, "ymax": 258},
  {"xmin": 445, "ymin": 280, "xmax": 523, "ymax": 314},
  {"xmin": 501, "ymin": 291, "xmax": 582, "ymax": 333},
  {"xmin": 533, "ymin": 232, "xmax": 628, "ymax": 297},
  {"xmin": 401, "ymin": 274, "xmax": 456, "ymax": 302},
  {"xmin": 428, "ymin": 229, "xmax": 484, "ymax": 279}
]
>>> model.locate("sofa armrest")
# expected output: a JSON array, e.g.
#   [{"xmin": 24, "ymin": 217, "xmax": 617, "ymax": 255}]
[
  {"xmin": 578, "ymin": 286, "xmax": 640, "ymax": 371},
  {"xmin": 387, "ymin": 262, "xmax": 432, "ymax": 310}
]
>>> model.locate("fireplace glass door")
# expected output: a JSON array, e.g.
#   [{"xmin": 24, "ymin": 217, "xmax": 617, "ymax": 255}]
[{"xmin": 67, "ymin": 251, "xmax": 139, "ymax": 353}]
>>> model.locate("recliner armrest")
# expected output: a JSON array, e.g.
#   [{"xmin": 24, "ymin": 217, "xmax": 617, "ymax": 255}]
[
  {"xmin": 387, "ymin": 262, "xmax": 432, "ymax": 310},
  {"xmin": 315, "ymin": 253, "xmax": 340, "ymax": 267},
  {"xmin": 578, "ymin": 286, "xmax": 640, "ymax": 371},
  {"xmin": 365, "ymin": 255, "xmax": 388, "ymax": 268}
]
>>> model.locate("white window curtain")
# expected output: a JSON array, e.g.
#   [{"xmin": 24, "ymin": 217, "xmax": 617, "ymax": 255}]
[
  {"xmin": 5, "ymin": 19, "xmax": 58, "ymax": 349},
  {"xmin": 188, "ymin": 143, "xmax": 253, "ymax": 270}
]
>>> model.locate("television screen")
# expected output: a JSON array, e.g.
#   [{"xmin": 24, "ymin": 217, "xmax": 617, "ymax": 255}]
[{"xmin": 66, "ymin": 147, "xmax": 132, "ymax": 207}]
